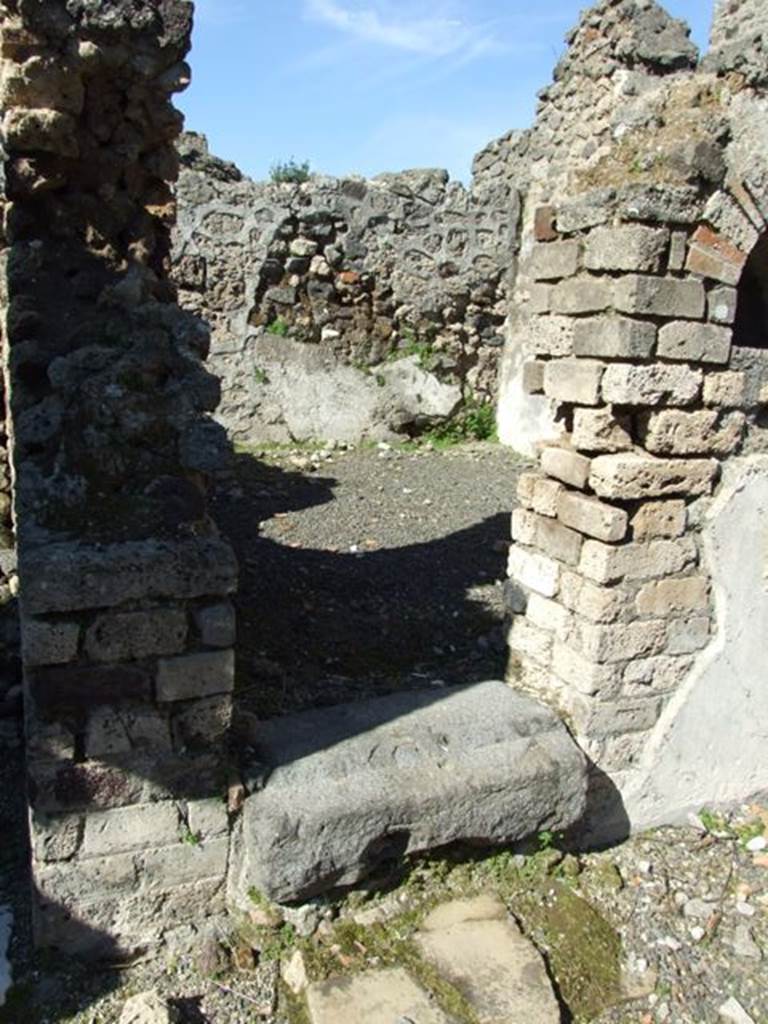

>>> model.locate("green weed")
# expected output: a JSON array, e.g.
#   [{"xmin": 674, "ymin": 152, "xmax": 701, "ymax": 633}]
[
  {"xmin": 270, "ymin": 158, "xmax": 311, "ymax": 184},
  {"xmin": 266, "ymin": 316, "xmax": 290, "ymax": 337},
  {"xmin": 699, "ymin": 808, "xmax": 733, "ymax": 837},
  {"xmin": 421, "ymin": 400, "xmax": 497, "ymax": 447},
  {"xmin": 734, "ymin": 818, "xmax": 766, "ymax": 848}
]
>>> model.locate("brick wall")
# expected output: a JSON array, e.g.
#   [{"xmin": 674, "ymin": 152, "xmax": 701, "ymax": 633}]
[{"xmin": 504, "ymin": 0, "xmax": 768, "ymax": 832}]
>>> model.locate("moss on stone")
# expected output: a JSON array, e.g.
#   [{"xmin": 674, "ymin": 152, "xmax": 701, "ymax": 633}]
[
  {"xmin": 295, "ymin": 913, "xmax": 480, "ymax": 1024},
  {"xmin": 511, "ymin": 880, "xmax": 623, "ymax": 1022}
]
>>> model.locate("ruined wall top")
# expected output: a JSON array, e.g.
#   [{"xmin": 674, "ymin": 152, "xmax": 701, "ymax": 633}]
[
  {"xmin": 522, "ymin": 1, "xmax": 705, "ymax": 206},
  {"xmin": 554, "ymin": 0, "xmax": 698, "ymax": 78},
  {"xmin": 707, "ymin": 0, "xmax": 768, "ymax": 84},
  {"xmin": 0, "ymin": 0, "xmax": 217, "ymax": 550},
  {"xmin": 1, "ymin": 0, "xmax": 192, "ymax": 45}
]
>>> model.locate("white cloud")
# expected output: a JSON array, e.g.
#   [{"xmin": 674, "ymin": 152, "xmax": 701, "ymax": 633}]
[{"xmin": 304, "ymin": 0, "xmax": 495, "ymax": 58}]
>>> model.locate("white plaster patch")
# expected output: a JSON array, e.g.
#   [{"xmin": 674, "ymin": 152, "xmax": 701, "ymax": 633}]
[
  {"xmin": 0, "ymin": 906, "xmax": 12, "ymax": 1007},
  {"xmin": 497, "ymin": 335, "xmax": 560, "ymax": 456},
  {"xmin": 623, "ymin": 456, "xmax": 768, "ymax": 828}
]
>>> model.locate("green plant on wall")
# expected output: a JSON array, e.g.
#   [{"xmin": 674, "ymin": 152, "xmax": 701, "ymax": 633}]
[
  {"xmin": 424, "ymin": 399, "xmax": 497, "ymax": 447},
  {"xmin": 266, "ymin": 316, "xmax": 290, "ymax": 337},
  {"xmin": 254, "ymin": 367, "xmax": 270, "ymax": 385},
  {"xmin": 388, "ymin": 325, "xmax": 438, "ymax": 372},
  {"xmin": 270, "ymin": 158, "xmax": 311, "ymax": 184}
]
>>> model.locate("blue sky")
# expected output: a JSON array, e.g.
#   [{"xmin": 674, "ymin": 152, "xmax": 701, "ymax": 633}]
[{"xmin": 179, "ymin": 0, "xmax": 714, "ymax": 184}]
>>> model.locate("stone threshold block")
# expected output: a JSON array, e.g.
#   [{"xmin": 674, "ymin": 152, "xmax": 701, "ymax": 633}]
[{"xmin": 236, "ymin": 682, "xmax": 587, "ymax": 902}]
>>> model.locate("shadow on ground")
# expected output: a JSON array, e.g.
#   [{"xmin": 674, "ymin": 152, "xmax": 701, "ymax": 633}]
[{"xmin": 213, "ymin": 450, "xmax": 511, "ymax": 718}]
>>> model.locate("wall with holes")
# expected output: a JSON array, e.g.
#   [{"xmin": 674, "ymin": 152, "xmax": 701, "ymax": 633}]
[{"xmin": 171, "ymin": 133, "xmax": 523, "ymax": 445}]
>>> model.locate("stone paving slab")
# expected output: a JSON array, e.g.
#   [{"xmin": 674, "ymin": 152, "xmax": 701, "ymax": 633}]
[
  {"xmin": 306, "ymin": 968, "xmax": 451, "ymax": 1024},
  {"xmin": 415, "ymin": 896, "xmax": 561, "ymax": 1024},
  {"xmin": 238, "ymin": 681, "xmax": 587, "ymax": 901}
]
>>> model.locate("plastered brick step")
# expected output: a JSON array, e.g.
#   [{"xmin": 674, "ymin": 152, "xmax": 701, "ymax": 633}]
[{"xmin": 236, "ymin": 682, "xmax": 587, "ymax": 903}]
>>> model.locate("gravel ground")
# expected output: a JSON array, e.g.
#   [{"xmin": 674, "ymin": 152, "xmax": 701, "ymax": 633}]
[
  {"xmin": 588, "ymin": 819, "xmax": 768, "ymax": 1024},
  {"xmin": 0, "ymin": 442, "xmax": 765, "ymax": 1023},
  {"xmin": 212, "ymin": 440, "xmax": 524, "ymax": 718}
]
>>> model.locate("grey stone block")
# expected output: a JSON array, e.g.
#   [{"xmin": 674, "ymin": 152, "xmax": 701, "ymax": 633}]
[
  {"xmin": 170, "ymin": 694, "xmax": 232, "ymax": 749},
  {"xmin": 668, "ymin": 231, "xmax": 689, "ymax": 271},
  {"xmin": 194, "ymin": 602, "xmax": 236, "ymax": 648},
  {"xmin": 556, "ymin": 190, "xmax": 615, "ymax": 232},
  {"xmin": 140, "ymin": 837, "xmax": 229, "ymax": 888},
  {"xmin": 543, "ymin": 358, "xmax": 603, "ymax": 405},
  {"xmin": 187, "ymin": 797, "xmax": 229, "ymax": 838},
  {"xmin": 530, "ymin": 240, "xmax": 580, "ymax": 281},
  {"xmin": 85, "ymin": 609, "xmax": 188, "ymax": 662},
  {"xmin": 666, "ymin": 615, "xmax": 712, "ymax": 655},
  {"xmin": 85, "ymin": 706, "xmax": 172, "ymax": 758},
  {"xmin": 551, "ymin": 275, "xmax": 613, "ymax": 315},
  {"xmin": 527, "ymin": 314, "xmax": 574, "ymax": 356},
  {"xmin": 22, "ymin": 618, "xmax": 80, "ymax": 667},
  {"xmin": 708, "ymin": 286, "xmax": 738, "ymax": 325},
  {"xmin": 529, "ymin": 283, "xmax": 552, "ymax": 313},
  {"xmin": 657, "ymin": 321, "xmax": 732, "ymax": 364},
  {"xmin": 573, "ymin": 317, "xmax": 656, "ymax": 359},
  {"xmin": 522, "ymin": 360, "xmax": 545, "ymax": 395},
  {"xmin": 83, "ymin": 802, "xmax": 180, "ymax": 857},
  {"xmin": 584, "ymin": 225, "xmax": 669, "ymax": 273},
  {"xmin": 614, "ymin": 274, "xmax": 705, "ymax": 319},
  {"xmin": 21, "ymin": 537, "xmax": 237, "ymax": 615},
  {"xmin": 156, "ymin": 650, "xmax": 235, "ymax": 703},
  {"xmin": 36, "ymin": 853, "xmax": 137, "ymax": 905},
  {"xmin": 617, "ymin": 185, "xmax": 703, "ymax": 225},
  {"xmin": 238, "ymin": 682, "xmax": 587, "ymax": 902},
  {"xmin": 601, "ymin": 363, "xmax": 702, "ymax": 406}
]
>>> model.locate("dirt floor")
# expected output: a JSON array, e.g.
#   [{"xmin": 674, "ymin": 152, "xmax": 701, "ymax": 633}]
[{"xmin": 212, "ymin": 440, "xmax": 524, "ymax": 718}]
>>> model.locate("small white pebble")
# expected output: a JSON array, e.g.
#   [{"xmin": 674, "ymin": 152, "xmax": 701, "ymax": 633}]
[
  {"xmin": 690, "ymin": 926, "xmax": 705, "ymax": 941},
  {"xmin": 657, "ymin": 936, "xmax": 682, "ymax": 951},
  {"xmin": 719, "ymin": 995, "xmax": 756, "ymax": 1023},
  {"xmin": 735, "ymin": 901, "xmax": 756, "ymax": 917},
  {"xmin": 746, "ymin": 835, "xmax": 767, "ymax": 852},
  {"xmin": 638, "ymin": 859, "xmax": 653, "ymax": 875}
]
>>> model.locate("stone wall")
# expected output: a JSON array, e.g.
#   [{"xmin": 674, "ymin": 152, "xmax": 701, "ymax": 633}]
[
  {"xmin": 171, "ymin": 135, "xmax": 521, "ymax": 444},
  {"xmin": 0, "ymin": 0, "xmax": 764, "ymax": 961},
  {"xmin": 0, "ymin": 0, "xmax": 238, "ymax": 955},
  {"xmin": 504, "ymin": 0, "xmax": 768, "ymax": 834},
  {"xmin": 0, "ymin": 139, "xmax": 19, "ymax": 740}
]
